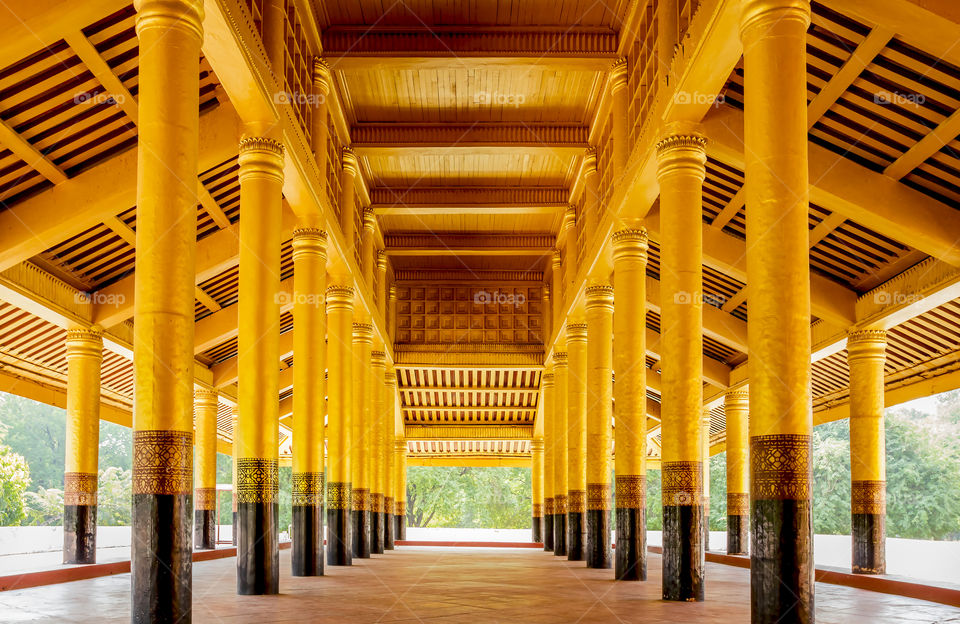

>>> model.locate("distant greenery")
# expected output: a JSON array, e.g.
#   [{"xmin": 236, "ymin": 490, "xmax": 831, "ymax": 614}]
[{"xmin": 406, "ymin": 466, "xmax": 531, "ymax": 528}]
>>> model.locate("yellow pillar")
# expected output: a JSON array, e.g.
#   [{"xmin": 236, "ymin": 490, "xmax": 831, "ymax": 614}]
[
  {"xmin": 612, "ymin": 226, "xmax": 649, "ymax": 580},
  {"xmin": 384, "ymin": 365, "xmax": 397, "ymax": 549},
  {"xmin": 341, "ymin": 148, "xmax": 358, "ymax": 252},
  {"xmin": 326, "ymin": 282, "xmax": 354, "ymax": 565},
  {"xmin": 724, "ymin": 390, "xmax": 749, "ymax": 555},
  {"xmin": 658, "ymin": 0, "xmax": 678, "ymax": 85},
  {"xmin": 551, "ymin": 250, "xmax": 563, "ymax": 342},
  {"xmin": 231, "ymin": 406, "xmax": 239, "ymax": 546},
  {"xmin": 566, "ymin": 326, "xmax": 587, "ymax": 562},
  {"xmin": 291, "ymin": 226, "xmax": 328, "ymax": 576},
  {"xmin": 585, "ymin": 284, "xmax": 614, "ymax": 570},
  {"xmin": 194, "ymin": 388, "xmax": 219, "ymax": 551},
  {"xmin": 702, "ymin": 409, "xmax": 712, "ymax": 551},
  {"xmin": 532, "ymin": 437, "xmax": 544, "ymax": 543},
  {"xmin": 553, "ymin": 351, "xmax": 569, "ymax": 557},
  {"xmin": 130, "ymin": 1, "xmax": 202, "ymax": 618},
  {"xmin": 582, "ymin": 151, "xmax": 599, "ymax": 243},
  {"xmin": 311, "ymin": 58, "xmax": 330, "ymax": 162},
  {"xmin": 541, "ymin": 369, "xmax": 556, "ymax": 551},
  {"xmin": 543, "ymin": 284, "xmax": 552, "ymax": 346},
  {"xmin": 351, "ymin": 321, "xmax": 373, "ymax": 558},
  {"xmin": 741, "ymin": 1, "xmax": 814, "ymax": 620},
  {"xmin": 370, "ymin": 349, "xmax": 386, "ymax": 554},
  {"xmin": 395, "ymin": 437, "xmax": 408, "ymax": 540},
  {"xmin": 235, "ymin": 135, "xmax": 284, "ymax": 595},
  {"xmin": 563, "ymin": 207, "xmax": 577, "ymax": 298},
  {"xmin": 376, "ymin": 250, "xmax": 388, "ymax": 315},
  {"xmin": 657, "ymin": 123, "xmax": 706, "ymax": 601},
  {"xmin": 361, "ymin": 208, "xmax": 376, "ymax": 286},
  {"xmin": 848, "ymin": 329, "xmax": 887, "ymax": 574},
  {"xmin": 63, "ymin": 327, "xmax": 102, "ymax": 564},
  {"xmin": 610, "ymin": 57, "xmax": 629, "ymax": 179},
  {"xmin": 387, "ymin": 285, "xmax": 398, "ymax": 342}
]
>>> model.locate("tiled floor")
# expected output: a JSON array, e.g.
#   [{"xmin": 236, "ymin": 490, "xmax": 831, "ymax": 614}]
[{"xmin": 1, "ymin": 547, "xmax": 959, "ymax": 623}]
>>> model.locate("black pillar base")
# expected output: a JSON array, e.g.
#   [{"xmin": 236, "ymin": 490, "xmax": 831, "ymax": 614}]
[
  {"xmin": 64, "ymin": 504, "xmax": 97, "ymax": 564},
  {"xmin": 553, "ymin": 513, "xmax": 567, "ymax": 557},
  {"xmin": 852, "ymin": 513, "xmax": 885, "ymax": 574},
  {"xmin": 352, "ymin": 509, "xmax": 370, "ymax": 559},
  {"xmin": 132, "ymin": 493, "xmax": 192, "ymax": 623},
  {"xmin": 662, "ymin": 504, "xmax": 704, "ymax": 601},
  {"xmin": 194, "ymin": 508, "xmax": 216, "ymax": 550},
  {"xmin": 615, "ymin": 507, "xmax": 646, "ymax": 581},
  {"xmin": 728, "ymin": 514, "xmax": 748, "ymax": 555},
  {"xmin": 586, "ymin": 509, "xmax": 611, "ymax": 569},
  {"xmin": 371, "ymin": 510, "xmax": 384, "ymax": 554},
  {"xmin": 327, "ymin": 507, "xmax": 352, "ymax": 566},
  {"xmin": 751, "ymin": 499, "xmax": 813, "ymax": 623},
  {"xmin": 292, "ymin": 504, "xmax": 323, "ymax": 576},
  {"xmin": 232, "ymin": 510, "xmax": 237, "ymax": 546},
  {"xmin": 237, "ymin": 501, "xmax": 279, "ymax": 595},
  {"xmin": 567, "ymin": 512, "xmax": 584, "ymax": 561},
  {"xmin": 384, "ymin": 511, "xmax": 394, "ymax": 550},
  {"xmin": 543, "ymin": 513, "xmax": 554, "ymax": 551},
  {"xmin": 395, "ymin": 513, "xmax": 406, "ymax": 541},
  {"xmin": 532, "ymin": 515, "xmax": 542, "ymax": 544}
]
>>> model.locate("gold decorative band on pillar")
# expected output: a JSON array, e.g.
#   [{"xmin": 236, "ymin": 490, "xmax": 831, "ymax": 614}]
[
  {"xmin": 292, "ymin": 472, "xmax": 324, "ymax": 507},
  {"xmin": 64, "ymin": 326, "xmax": 102, "ymax": 565},
  {"xmin": 848, "ymin": 328, "xmax": 887, "ymax": 575},
  {"xmin": 615, "ymin": 475, "xmax": 646, "ymax": 510}
]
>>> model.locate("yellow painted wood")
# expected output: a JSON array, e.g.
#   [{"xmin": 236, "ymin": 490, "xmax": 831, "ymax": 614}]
[
  {"xmin": 326, "ymin": 285, "xmax": 354, "ymax": 486},
  {"xmin": 194, "ymin": 388, "xmax": 219, "ymax": 494},
  {"xmin": 65, "ymin": 328, "xmax": 102, "ymax": 474},
  {"xmin": 848, "ymin": 330, "xmax": 887, "ymax": 482}
]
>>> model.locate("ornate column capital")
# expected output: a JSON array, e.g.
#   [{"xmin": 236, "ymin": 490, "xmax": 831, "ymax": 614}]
[
  {"xmin": 541, "ymin": 371, "xmax": 555, "ymax": 387},
  {"xmin": 724, "ymin": 389, "xmax": 749, "ymax": 409},
  {"xmin": 65, "ymin": 327, "xmax": 103, "ymax": 358},
  {"xmin": 313, "ymin": 57, "xmax": 332, "ymax": 95},
  {"xmin": 585, "ymin": 284, "xmax": 615, "ymax": 311},
  {"xmin": 362, "ymin": 206, "xmax": 376, "ymax": 231},
  {"xmin": 609, "ymin": 56, "xmax": 628, "ymax": 93},
  {"xmin": 135, "ymin": 0, "xmax": 204, "ymax": 41},
  {"xmin": 388, "ymin": 284, "xmax": 397, "ymax": 299},
  {"xmin": 376, "ymin": 248, "xmax": 388, "ymax": 270},
  {"xmin": 656, "ymin": 122, "xmax": 707, "ymax": 182},
  {"xmin": 531, "ymin": 437, "xmax": 545, "ymax": 452},
  {"xmin": 352, "ymin": 321, "xmax": 374, "ymax": 343},
  {"xmin": 741, "ymin": 0, "xmax": 811, "ymax": 38},
  {"xmin": 566, "ymin": 322, "xmax": 588, "ymax": 343},
  {"xmin": 238, "ymin": 137, "xmax": 285, "ymax": 183},
  {"xmin": 194, "ymin": 387, "xmax": 219, "ymax": 408},
  {"xmin": 612, "ymin": 227, "xmax": 649, "ymax": 261},
  {"xmin": 325, "ymin": 284, "xmax": 354, "ymax": 312},
  {"xmin": 582, "ymin": 147, "xmax": 598, "ymax": 174},
  {"xmin": 292, "ymin": 227, "xmax": 328, "ymax": 260},
  {"xmin": 551, "ymin": 248, "xmax": 563, "ymax": 269},
  {"xmin": 563, "ymin": 205, "xmax": 577, "ymax": 231},
  {"xmin": 370, "ymin": 350, "xmax": 386, "ymax": 367},
  {"xmin": 342, "ymin": 146, "xmax": 359, "ymax": 176},
  {"xmin": 553, "ymin": 350, "xmax": 570, "ymax": 366},
  {"xmin": 847, "ymin": 328, "xmax": 887, "ymax": 361}
]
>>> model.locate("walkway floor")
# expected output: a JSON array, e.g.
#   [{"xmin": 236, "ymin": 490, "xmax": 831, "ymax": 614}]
[{"xmin": 1, "ymin": 547, "xmax": 958, "ymax": 623}]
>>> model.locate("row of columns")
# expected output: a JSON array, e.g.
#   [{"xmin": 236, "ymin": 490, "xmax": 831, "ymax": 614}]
[{"xmin": 532, "ymin": 3, "xmax": 890, "ymax": 623}]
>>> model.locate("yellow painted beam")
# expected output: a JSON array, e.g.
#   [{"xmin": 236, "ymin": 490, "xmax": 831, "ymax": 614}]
[{"xmin": 406, "ymin": 456, "xmax": 532, "ymax": 468}]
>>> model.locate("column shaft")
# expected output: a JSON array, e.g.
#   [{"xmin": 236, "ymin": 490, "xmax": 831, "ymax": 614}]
[
  {"xmin": 235, "ymin": 136, "xmax": 284, "ymax": 596},
  {"xmin": 351, "ymin": 323, "xmax": 373, "ymax": 559},
  {"xmin": 563, "ymin": 208, "xmax": 577, "ymax": 301},
  {"xmin": 311, "ymin": 59, "xmax": 330, "ymax": 163},
  {"xmin": 542, "ymin": 370, "xmax": 556, "ymax": 552},
  {"xmin": 585, "ymin": 286, "xmax": 614, "ymax": 569},
  {"xmin": 613, "ymin": 227, "xmax": 649, "ymax": 580},
  {"xmin": 194, "ymin": 389, "xmax": 219, "ymax": 551},
  {"xmin": 657, "ymin": 124, "xmax": 707, "ymax": 601},
  {"xmin": 384, "ymin": 367, "xmax": 397, "ymax": 550},
  {"xmin": 582, "ymin": 154, "xmax": 598, "ymax": 244},
  {"xmin": 565, "ymin": 331, "xmax": 586, "ymax": 561},
  {"xmin": 361, "ymin": 208, "xmax": 376, "ymax": 286},
  {"xmin": 370, "ymin": 350, "xmax": 386, "ymax": 554},
  {"xmin": 703, "ymin": 410, "xmax": 712, "ymax": 551},
  {"xmin": 725, "ymin": 391, "xmax": 750, "ymax": 555},
  {"xmin": 551, "ymin": 251, "xmax": 563, "ymax": 344},
  {"xmin": 610, "ymin": 59, "xmax": 629, "ymax": 178},
  {"xmin": 553, "ymin": 355, "xmax": 569, "ymax": 557},
  {"xmin": 532, "ymin": 438, "xmax": 544, "ymax": 543},
  {"xmin": 741, "ymin": 2, "xmax": 814, "ymax": 621},
  {"xmin": 395, "ymin": 438, "xmax": 408, "ymax": 540},
  {"xmin": 341, "ymin": 148, "xmax": 358, "ymax": 253},
  {"xmin": 292, "ymin": 227, "xmax": 328, "ymax": 576},
  {"xmin": 130, "ymin": 2, "xmax": 202, "ymax": 619},
  {"xmin": 64, "ymin": 328, "xmax": 102, "ymax": 564},
  {"xmin": 848, "ymin": 330, "xmax": 887, "ymax": 574},
  {"xmin": 326, "ymin": 284, "xmax": 354, "ymax": 566},
  {"xmin": 231, "ymin": 408, "xmax": 239, "ymax": 546}
]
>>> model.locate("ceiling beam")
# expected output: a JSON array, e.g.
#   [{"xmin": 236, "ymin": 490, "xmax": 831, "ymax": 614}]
[
  {"xmin": 0, "ymin": 103, "xmax": 240, "ymax": 273},
  {"xmin": 371, "ymin": 186, "xmax": 568, "ymax": 217},
  {"xmin": 644, "ymin": 275, "xmax": 748, "ymax": 354},
  {"xmin": 404, "ymin": 424, "xmax": 533, "ymax": 441},
  {"xmin": 352, "ymin": 124, "xmax": 588, "ymax": 159},
  {"xmin": 194, "ymin": 276, "xmax": 294, "ymax": 354},
  {"xmin": 385, "ymin": 233, "xmax": 554, "ymax": 257},
  {"xmin": 212, "ymin": 330, "xmax": 295, "ymax": 387},
  {"xmin": 644, "ymin": 330, "xmax": 731, "ymax": 388},
  {"xmin": 322, "ymin": 28, "xmax": 618, "ymax": 71},
  {"xmin": 703, "ymin": 105, "xmax": 960, "ymax": 268}
]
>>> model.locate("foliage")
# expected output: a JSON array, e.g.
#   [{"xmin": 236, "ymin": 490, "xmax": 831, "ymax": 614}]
[
  {"xmin": 0, "ymin": 395, "xmax": 64, "ymax": 490},
  {"xmin": 23, "ymin": 487, "xmax": 62, "ymax": 526},
  {"xmin": 0, "ymin": 434, "xmax": 31, "ymax": 526},
  {"xmin": 645, "ymin": 469, "xmax": 662, "ymax": 530},
  {"xmin": 406, "ymin": 466, "xmax": 530, "ymax": 528},
  {"xmin": 97, "ymin": 467, "xmax": 132, "ymax": 526}
]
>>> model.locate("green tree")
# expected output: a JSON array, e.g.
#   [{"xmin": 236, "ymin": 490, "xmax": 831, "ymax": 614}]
[
  {"xmin": 0, "ymin": 395, "xmax": 65, "ymax": 490},
  {"xmin": 0, "ymin": 439, "xmax": 31, "ymax": 525},
  {"xmin": 645, "ymin": 469, "xmax": 662, "ymax": 531},
  {"xmin": 709, "ymin": 453, "xmax": 727, "ymax": 531},
  {"xmin": 405, "ymin": 466, "xmax": 531, "ymax": 528},
  {"xmin": 23, "ymin": 487, "xmax": 63, "ymax": 526},
  {"xmin": 97, "ymin": 466, "xmax": 132, "ymax": 526}
]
